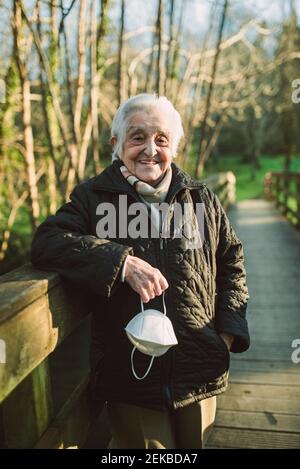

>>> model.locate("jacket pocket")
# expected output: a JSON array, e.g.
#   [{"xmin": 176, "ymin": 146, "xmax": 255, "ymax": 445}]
[{"xmin": 217, "ymin": 333, "xmax": 230, "ymax": 369}]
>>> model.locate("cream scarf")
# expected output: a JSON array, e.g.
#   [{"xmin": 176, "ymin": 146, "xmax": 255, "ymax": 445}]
[
  {"xmin": 120, "ymin": 164, "xmax": 172, "ymax": 232},
  {"xmin": 120, "ymin": 165, "xmax": 172, "ymax": 204}
]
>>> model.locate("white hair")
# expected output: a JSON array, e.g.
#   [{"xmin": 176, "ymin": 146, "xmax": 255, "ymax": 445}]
[{"xmin": 111, "ymin": 93, "xmax": 184, "ymax": 161}]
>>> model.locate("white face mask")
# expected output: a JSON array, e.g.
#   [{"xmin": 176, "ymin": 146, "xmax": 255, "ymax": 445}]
[{"xmin": 125, "ymin": 293, "xmax": 178, "ymax": 380}]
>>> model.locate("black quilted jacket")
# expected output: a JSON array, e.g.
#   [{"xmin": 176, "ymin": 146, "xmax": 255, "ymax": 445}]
[{"xmin": 31, "ymin": 160, "xmax": 250, "ymax": 411}]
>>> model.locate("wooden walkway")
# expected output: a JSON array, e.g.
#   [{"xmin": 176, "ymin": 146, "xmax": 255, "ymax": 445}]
[{"xmin": 207, "ymin": 199, "xmax": 300, "ymax": 449}]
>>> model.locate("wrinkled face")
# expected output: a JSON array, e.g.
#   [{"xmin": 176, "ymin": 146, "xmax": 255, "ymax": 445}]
[{"xmin": 113, "ymin": 110, "xmax": 173, "ymax": 186}]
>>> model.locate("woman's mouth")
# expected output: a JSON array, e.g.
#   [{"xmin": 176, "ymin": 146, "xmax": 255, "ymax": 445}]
[{"xmin": 138, "ymin": 160, "xmax": 159, "ymax": 165}]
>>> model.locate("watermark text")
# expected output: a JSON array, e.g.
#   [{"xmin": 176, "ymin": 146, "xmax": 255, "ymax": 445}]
[{"xmin": 291, "ymin": 338, "xmax": 300, "ymax": 364}]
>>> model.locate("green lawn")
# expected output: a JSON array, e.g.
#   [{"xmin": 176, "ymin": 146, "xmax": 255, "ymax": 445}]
[{"xmin": 201, "ymin": 154, "xmax": 300, "ymax": 201}]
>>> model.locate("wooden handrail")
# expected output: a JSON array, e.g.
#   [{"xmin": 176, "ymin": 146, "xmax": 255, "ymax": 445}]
[
  {"xmin": 204, "ymin": 171, "xmax": 236, "ymax": 209},
  {"xmin": 264, "ymin": 172, "xmax": 300, "ymax": 228},
  {"xmin": 0, "ymin": 264, "xmax": 89, "ymax": 403},
  {"xmin": 0, "ymin": 264, "xmax": 92, "ymax": 448}
]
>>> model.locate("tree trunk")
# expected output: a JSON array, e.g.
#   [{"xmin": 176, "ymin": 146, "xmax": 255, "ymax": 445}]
[
  {"xmin": 170, "ymin": 0, "xmax": 185, "ymax": 103},
  {"xmin": 13, "ymin": 0, "xmax": 39, "ymax": 230},
  {"xmin": 97, "ymin": 0, "xmax": 109, "ymax": 71},
  {"xmin": 117, "ymin": 0, "xmax": 126, "ymax": 106},
  {"xmin": 195, "ymin": 0, "xmax": 228, "ymax": 178},
  {"xmin": 60, "ymin": 0, "xmax": 77, "ymax": 148},
  {"xmin": 74, "ymin": 0, "xmax": 87, "ymax": 146},
  {"xmin": 90, "ymin": 0, "xmax": 101, "ymax": 175},
  {"xmin": 165, "ymin": 0, "xmax": 175, "ymax": 96},
  {"xmin": 178, "ymin": 3, "xmax": 216, "ymax": 168},
  {"xmin": 37, "ymin": 0, "xmax": 63, "ymax": 196},
  {"xmin": 20, "ymin": 1, "xmax": 80, "ymax": 192},
  {"xmin": 156, "ymin": 0, "xmax": 164, "ymax": 96}
]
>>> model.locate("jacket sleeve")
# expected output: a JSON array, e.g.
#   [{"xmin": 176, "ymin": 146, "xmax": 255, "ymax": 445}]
[
  {"xmin": 213, "ymin": 193, "xmax": 250, "ymax": 353},
  {"xmin": 31, "ymin": 183, "xmax": 133, "ymax": 298}
]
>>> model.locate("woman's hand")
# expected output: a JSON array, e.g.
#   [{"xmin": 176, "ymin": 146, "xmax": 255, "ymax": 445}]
[
  {"xmin": 219, "ymin": 332, "xmax": 234, "ymax": 352},
  {"xmin": 124, "ymin": 255, "xmax": 169, "ymax": 303}
]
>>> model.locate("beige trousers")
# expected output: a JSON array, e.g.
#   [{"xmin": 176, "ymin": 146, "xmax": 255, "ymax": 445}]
[{"xmin": 107, "ymin": 396, "xmax": 216, "ymax": 449}]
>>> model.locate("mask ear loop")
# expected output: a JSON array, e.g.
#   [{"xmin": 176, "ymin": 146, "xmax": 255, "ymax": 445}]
[
  {"xmin": 131, "ymin": 348, "xmax": 155, "ymax": 380},
  {"xmin": 162, "ymin": 291, "xmax": 166, "ymax": 316},
  {"xmin": 139, "ymin": 291, "xmax": 166, "ymax": 315},
  {"xmin": 132, "ymin": 292, "xmax": 166, "ymax": 380}
]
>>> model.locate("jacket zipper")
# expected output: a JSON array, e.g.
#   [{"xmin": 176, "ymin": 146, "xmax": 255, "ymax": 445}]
[
  {"xmin": 158, "ymin": 196, "xmax": 178, "ymax": 410},
  {"xmin": 156, "ymin": 230, "xmax": 171, "ymax": 409}
]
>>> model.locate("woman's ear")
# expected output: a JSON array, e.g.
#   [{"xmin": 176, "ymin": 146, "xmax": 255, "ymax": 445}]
[{"xmin": 110, "ymin": 136, "xmax": 117, "ymax": 148}]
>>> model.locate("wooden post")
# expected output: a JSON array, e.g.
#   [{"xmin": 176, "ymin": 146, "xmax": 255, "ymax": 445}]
[
  {"xmin": 283, "ymin": 173, "xmax": 289, "ymax": 216},
  {"xmin": 275, "ymin": 174, "xmax": 281, "ymax": 209},
  {"xmin": 296, "ymin": 177, "xmax": 300, "ymax": 228}
]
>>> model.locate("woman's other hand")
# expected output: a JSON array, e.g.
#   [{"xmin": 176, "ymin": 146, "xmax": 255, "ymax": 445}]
[{"xmin": 219, "ymin": 333, "xmax": 234, "ymax": 352}]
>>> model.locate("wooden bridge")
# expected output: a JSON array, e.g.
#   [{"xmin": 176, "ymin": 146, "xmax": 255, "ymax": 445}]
[
  {"xmin": 0, "ymin": 172, "xmax": 300, "ymax": 449},
  {"xmin": 207, "ymin": 198, "xmax": 300, "ymax": 449}
]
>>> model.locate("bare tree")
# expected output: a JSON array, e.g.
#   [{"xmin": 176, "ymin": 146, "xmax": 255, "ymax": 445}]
[
  {"xmin": 195, "ymin": 0, "xmax": 228, "ymax": 178},
  {"xmin": 178, "ymin": 1, "xmax": 217, "ymax": 168},
  {"xmin": 156, "ymin": 0, "xmax": 164, "ymax": 96},
  {"xmin": 117, "ymin": 0, "xmax": 126, "ymax": 106},
  {"xmin": 165, "ymin": 0, "xmax": 175, "ymax": 95},
  {"xmin": 170, "ymin": 0, "xmax": 185, "ymax": 103},
  {"xmin": 97, "ymin": 0, "xmax": 109, "ymax": 71},
  {"xmin": 278, "ymin": 1, "xmax": 299, "ymax": 171},
  {"xmin": 20, "ymin": 1, "xmax": 80, "ymax": 196},
  {"xmin": 74, "ymin": 0, "xmax": 87, "ymax": 146},
  {"xmin": 90, "ymin": 0, "xmax": 101, "ymax": 174},
  {"xmin": 37, "ymin": 0, "xmax": 62, "ymax": 205},
  {"xmin": 12, "ymin": 0, "xmax": 40, "ymax": 229},
  {"xmin": 60, "ymin": 0, "xmax": 76, "ymax": 148}
]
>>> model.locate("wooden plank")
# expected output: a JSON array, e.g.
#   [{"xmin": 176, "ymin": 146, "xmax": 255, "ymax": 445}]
[
  {"xmin": 230, "ymin": 359, "xmax": 300, "ymax": 374},
  {"xmin": 207, "ymin": 427, "xmax": 300, "ymax": 449},
  {"xmin": 35, "ymin": 376, "xmax": 101, "ymax": 449},
  {"xmin": 0, "ymin": 360, "xmax": 53, "ymax": 448},
  {"xmin": 218, "ymin": 395, "xmax": 300, "ymax": 414},
  {"xmin": 0, "ymin": 264, "xmax": 59, "ymax": 323},
  {"xmin": 230, "ymin": 370, "xmax": 300, "ymax": 386},
  {"xmin": 231, "ymin": 347, "xmax": 296, "ymax": 362},
  {"xmin": 244, "ymin": 329, "xmax": 299, "ymax": 339},
  {"xmin": 215, "ymin": 409, "xmax": 300, "ymax": 433},
  {"xmin": 226, "ymin": 382, "xmax": 300, "ymax": 399},
  {"xmin": 0, "ymin": 281, "xmax": 89, "ymax": 404}
]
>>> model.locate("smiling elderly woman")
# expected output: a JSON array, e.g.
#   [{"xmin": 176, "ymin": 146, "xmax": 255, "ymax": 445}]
[{"xmin": 31, "ymin": 94, "xmax": 250, "ymax": 449}]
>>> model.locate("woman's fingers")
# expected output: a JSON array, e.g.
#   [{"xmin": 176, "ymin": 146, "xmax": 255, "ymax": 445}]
[
  {"xmin": 125, "ymin": 255, "xmax": 168, "ymax": 301},
  {"xmin": 159, "ymin": 274, "xmax": 169, "ymax": 292},
  {"xmin": 140, "ymin": 289, "xmax": 150, "ymax": 303},
  {"xmin": 152, "ymin": 271, "xmax": 167, "ymax": 297}
]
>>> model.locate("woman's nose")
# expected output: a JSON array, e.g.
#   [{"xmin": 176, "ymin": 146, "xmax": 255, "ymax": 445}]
[{"xmin": 144, "ymin": 139, "xmax": 157, "ymax": 157}]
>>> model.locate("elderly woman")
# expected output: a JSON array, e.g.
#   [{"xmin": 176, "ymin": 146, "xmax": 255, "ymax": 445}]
[{"xmin": 31, "ymin": 94, "xmax": 249, "ymax": 449}]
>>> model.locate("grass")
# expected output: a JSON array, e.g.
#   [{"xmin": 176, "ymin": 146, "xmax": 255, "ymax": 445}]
[{"xmin": 201, "ymin": 154, "xmax": 300, "ymax": 201}]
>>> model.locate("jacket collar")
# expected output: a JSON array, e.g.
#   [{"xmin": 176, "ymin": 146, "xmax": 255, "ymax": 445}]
[{"xmin": 92, "ymin": 159, "xmax": 205, "ymax": 201}]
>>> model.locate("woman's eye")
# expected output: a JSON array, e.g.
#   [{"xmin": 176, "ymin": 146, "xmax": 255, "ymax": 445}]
[
  {"xmin": 157, "ymin": 137, "xmax": 168, "ymax": 145},
  {"xmin": 133, "ymin": 135, "xmax": 144, "ymax": 142}
]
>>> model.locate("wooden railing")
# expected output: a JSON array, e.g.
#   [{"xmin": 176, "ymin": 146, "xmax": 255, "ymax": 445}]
[
  {"xmin": 264, "ymin": 172, "xmax": 300, "ymax": 228},
  {"xmin": 0, "ymin": 265, "xmax": 94, "ymax": 449},
  {"xmin": 0, "ymin": 172, "xmax": 236, "ymax": 449},
  {"xmin": 204, "ymin": 171, "xmax": 236, "ymax": 210}
]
